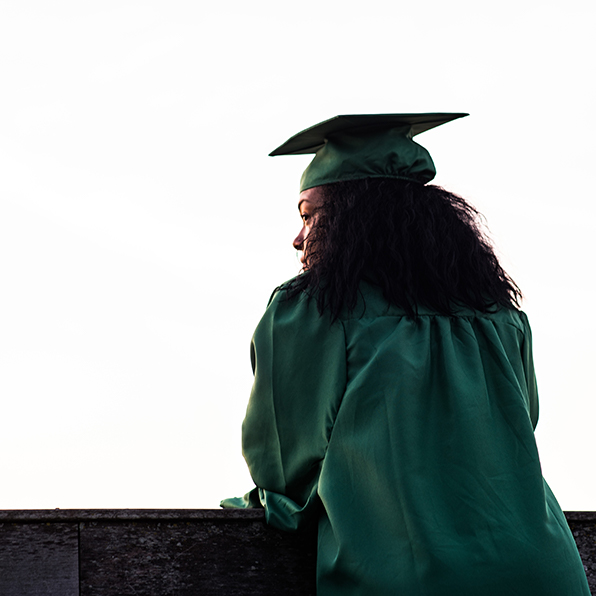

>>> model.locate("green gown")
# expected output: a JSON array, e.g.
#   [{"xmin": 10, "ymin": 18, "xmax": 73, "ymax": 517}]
[{"xmin": 222, "ymin": 280, "xmax": 590, "ymax": 595}]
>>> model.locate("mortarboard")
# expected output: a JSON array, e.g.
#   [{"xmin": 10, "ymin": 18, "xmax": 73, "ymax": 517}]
[{"xmin": 270, "ymin": 113, "xmax": 469, "ymax": 191}]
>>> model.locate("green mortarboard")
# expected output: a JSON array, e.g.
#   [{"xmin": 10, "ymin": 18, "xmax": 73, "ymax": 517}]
[{"xmin": 269, "ymin": 113, "xmax": 469, "ymax": 191}]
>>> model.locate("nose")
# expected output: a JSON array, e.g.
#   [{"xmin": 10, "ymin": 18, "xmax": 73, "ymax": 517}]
[{"xmin": 293, "ymin": 227, "xmax": 305, "ymax": 251}]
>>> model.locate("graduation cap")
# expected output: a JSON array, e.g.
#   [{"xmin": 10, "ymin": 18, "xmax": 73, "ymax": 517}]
[{"xmin": 270, "ymin": 113, "xmax": 468, "ymax": 191}]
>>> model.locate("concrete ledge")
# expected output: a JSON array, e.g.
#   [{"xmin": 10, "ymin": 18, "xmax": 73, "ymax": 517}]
[
  {"xmin": 0, "ymin": 510, "xmax": 593, "ymax": 595},
  {"xmin": 0, "ymin": 509, "xmax": 316, "ymax": 596},
  {"xmin": 0, "ymin": 508, "xmax": 265, "ymax": 522},
  {"xmin": 566, "ymin": 512, "xmax": 596, "ymax": 594}
]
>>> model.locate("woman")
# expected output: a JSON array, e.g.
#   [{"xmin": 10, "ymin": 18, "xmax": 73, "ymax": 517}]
[{"xmin": 222, "ymin": 114, "xmax": 590, "ymax": 595}]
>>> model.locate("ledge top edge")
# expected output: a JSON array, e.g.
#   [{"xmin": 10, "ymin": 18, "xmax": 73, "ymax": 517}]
[{"xmin": 0, "ymin": 509, "xmax": 265, "ymax": 522}]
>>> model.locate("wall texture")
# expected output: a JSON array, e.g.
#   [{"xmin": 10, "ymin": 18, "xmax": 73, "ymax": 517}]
[{"xmin": 0, "ymin": 509, "xmax": 593, "ymax": 595}]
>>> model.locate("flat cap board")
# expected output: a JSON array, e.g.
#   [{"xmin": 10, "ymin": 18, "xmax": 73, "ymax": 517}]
[{"xmin": 269, "ymin": 113, "xmax": 469, "ymax": 156}]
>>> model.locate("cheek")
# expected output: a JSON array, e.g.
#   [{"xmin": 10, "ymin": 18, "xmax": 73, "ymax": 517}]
[{"xmin": 301, "ymin": 229, "xmax": 311, "ymax": 247}]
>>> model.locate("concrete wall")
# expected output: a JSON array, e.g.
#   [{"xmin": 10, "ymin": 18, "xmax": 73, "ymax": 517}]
[{"xmin": 0, "ymin": 509, "xmax": 593, "ymax": 595}]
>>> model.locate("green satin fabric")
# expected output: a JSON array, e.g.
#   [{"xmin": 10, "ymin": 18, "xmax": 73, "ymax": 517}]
[
  {"xmin": 299, "ymin": 126, "xmax": 435, "ymax": 191},
  {"xmin": 222, "ymin": 282, "xmax": 589, "ymax": 595}
]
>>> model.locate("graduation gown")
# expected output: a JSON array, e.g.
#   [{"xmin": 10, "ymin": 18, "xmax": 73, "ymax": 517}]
[{"xmin": 222, "ymin": 281, "xmax": 589, "ymax": 596}]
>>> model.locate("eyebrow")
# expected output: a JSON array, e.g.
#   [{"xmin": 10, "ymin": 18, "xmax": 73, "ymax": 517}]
[{"xmin": 298, "ymin": 199, "xmax": 313, "ymax": 211}]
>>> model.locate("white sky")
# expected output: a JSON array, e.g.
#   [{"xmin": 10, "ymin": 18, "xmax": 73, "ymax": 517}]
[{"xmin": 0, "ymin": 0, "xmax": 594, "ymax": 510}]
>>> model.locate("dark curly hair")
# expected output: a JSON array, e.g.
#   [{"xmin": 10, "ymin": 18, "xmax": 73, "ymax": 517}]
[{"xmin": 286, "ymin": 177, "xmax": 522, "ymax": 319}]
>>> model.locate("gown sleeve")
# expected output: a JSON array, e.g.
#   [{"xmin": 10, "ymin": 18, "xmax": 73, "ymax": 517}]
[
  {"xmin": 519, "ymin": 311, "xmax": 539, "ymax": 429},
  {"xmin": 222, "ymin": 287, "xmax": 347, "ymax": 532}
]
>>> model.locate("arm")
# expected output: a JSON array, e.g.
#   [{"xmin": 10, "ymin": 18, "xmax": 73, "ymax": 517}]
[
  {"xmin": 519, "ymin": 311, "xmax": 539, "ymax": 429},
  {"xmin": 240, "ymin": 287, "xmax": 347, "ymax": 531}
]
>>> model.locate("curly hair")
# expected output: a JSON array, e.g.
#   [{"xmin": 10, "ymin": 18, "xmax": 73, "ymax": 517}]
[{"xmin": 286, "ymin": 177, "xmax": 522, "ymax": 319}]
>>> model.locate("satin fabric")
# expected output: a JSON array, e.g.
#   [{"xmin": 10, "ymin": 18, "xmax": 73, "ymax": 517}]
[
  {"xmin": 267, "ymin": 113, "xmax": 468, "ymax": 191},
  {"xmin": 298, "ymin": 125, "xmax": 436, "ymax": 191},
  {"xmin": 222, "ymin": 281, "xmax": 589, "ymax": 595}
]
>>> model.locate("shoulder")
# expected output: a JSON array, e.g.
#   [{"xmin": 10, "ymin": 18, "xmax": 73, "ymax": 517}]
[
  {"xmin": 469, "ymin": 307, "xmax": 531, "ymax": 335},
  {"xmin": 256, "ymin": 275, "xmax": 327, "ymax": 329},
  {"xmin": 254, "ymin": 275, "xmax": 347, "ymax": 343},
  {"xmin": 252, "ymin": 278, "xmax": 345, "ymax": 358},
  {"xmin": 265, "ymin": 274, "xmax": 303, "ymax": 307}
]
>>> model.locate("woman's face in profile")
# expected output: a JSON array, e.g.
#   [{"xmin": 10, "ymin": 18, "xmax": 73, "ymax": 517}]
[{"xmin": 293, "ymin": 186, "xmax": 324, "ymax": 266}]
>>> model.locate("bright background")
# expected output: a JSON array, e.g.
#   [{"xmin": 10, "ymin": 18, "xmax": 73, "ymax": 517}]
[{"xmin": 0, "ymin": 0, "xmax": 594, "ymax": 510}]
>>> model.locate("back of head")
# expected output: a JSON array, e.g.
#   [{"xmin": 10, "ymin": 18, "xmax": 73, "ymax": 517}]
[{"xmin": 289, "ymin": 178, "xmax": 521, "ymax": 318}]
